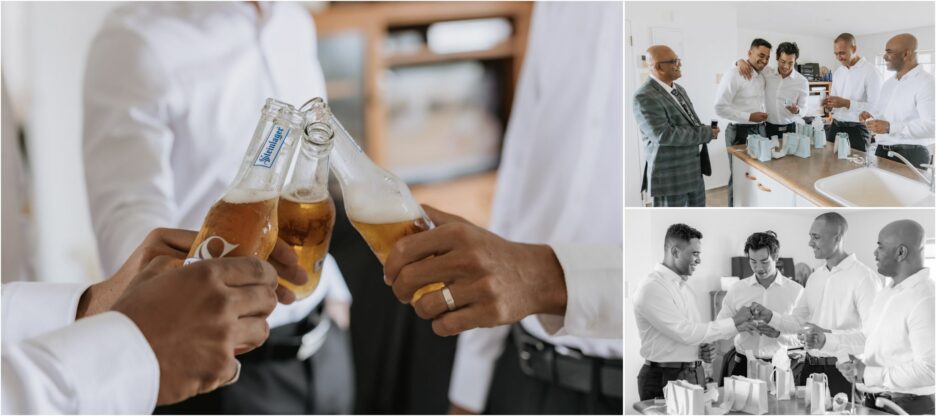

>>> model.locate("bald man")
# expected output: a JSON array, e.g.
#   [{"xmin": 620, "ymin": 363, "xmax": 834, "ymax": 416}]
[
  {"xmin": 860, "ymin": 34, "xmax": 935, "ymax": 169},
  {"xmin": 809, "ymin": 220, "xmax": 934, "ymax": 415},
  {"xmin": 749, "ymin": 212, "xmax": 881, "ymax": 399},
  {"xmin": 633, "ymin": 45, "xmax": 719, "ymax": 207}
]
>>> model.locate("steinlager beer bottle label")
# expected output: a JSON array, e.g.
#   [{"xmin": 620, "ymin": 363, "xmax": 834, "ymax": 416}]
[{"xmin": 254, "ymin": 124, "xmax": 290, "ymax": 169}]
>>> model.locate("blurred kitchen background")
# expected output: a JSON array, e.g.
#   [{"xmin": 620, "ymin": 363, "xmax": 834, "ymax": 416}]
[{"xmin": 1, "ymin": 1, "xmax": 532, "ymax": 285}]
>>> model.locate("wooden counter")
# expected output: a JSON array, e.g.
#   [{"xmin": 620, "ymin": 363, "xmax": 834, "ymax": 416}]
[{"xmin": 727, "ymin": 144, "xmax": 927, "ymax": 207}]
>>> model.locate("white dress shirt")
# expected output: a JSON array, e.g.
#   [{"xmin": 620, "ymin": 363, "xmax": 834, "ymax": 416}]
[
  {"xmin": 767, "ymin": 253, "xmax": 882, "ymax": 357},
  {"xmin": 867, "ymin": 65, "xmax": 935, "ymax": 146},
  {"xmin": 634, "ymin": 263, "xmax": 739, "ymax": 362},
  {"xmin": 716, "ymin": 272, "xmax": 803, "ymax": 359},
  {"xmin": 714, "ymin": 65, "xmax": 766, "ymax": 124},
  {"xmin": 2, "ymin": 282, "xmax": 158, "ymax": 414},
  {"xmin": 762, "ymin": 66, "xmax": 809, "ymax": 125},
  {"xmin": 81, "ymin": 2, "xmax": 349, "ymax": 329},
  {"xmin": 447, "ymin": 3, "xmax": 623, "ymax": 412},
  {"xmin": 823, "ymin": 268, "xmax": 934, "ymax": 395},
  {"xmin": 830, "ymin": 57, "xmax": 882, "ymax": 122}
]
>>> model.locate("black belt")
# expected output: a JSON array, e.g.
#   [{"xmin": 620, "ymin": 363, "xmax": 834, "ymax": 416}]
[
  {"xmin": 878, "ymin": 144, "xmax": 926, "ymax": 151},
  {"xmin": 645, "ymin": 360, "xmax": 702, "ymax": 369},
  {"xmin": 512, "ymin": 324, "xmax": 622, "ymax": 399},
  {"xmin": 805, "ymin": 354, "xmax": 837, "ymax": 366},
  {"xmin": 239, "ymin": 303, "xmax": 326, "ymax": 363}
]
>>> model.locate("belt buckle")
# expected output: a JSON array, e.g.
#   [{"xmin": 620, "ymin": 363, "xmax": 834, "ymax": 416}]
[{"xmin": 296, "ymin": 315, "xmax": 331, "ymax": 361}]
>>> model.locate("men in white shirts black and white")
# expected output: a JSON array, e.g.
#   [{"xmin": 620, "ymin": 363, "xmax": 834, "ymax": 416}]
[
  {"xmin": 717, "ymin": 231, "xmax": 804, "ymax": 378},
  {"xmin": 1, "ymin": 228, "xmax": 302, "ymax": 414},
  {"xmin": 859, "ymin": 34, "xmax": 935, "ymax": 169},
  {"xmin": 81, "ymin": 3, "xmax": 353, "ymax": 413},
  {"xmin": 736, "ymin": 42, "xmax": 810, "ymax": 140},
  {"xmin": 714, "ymin": 38, "xmax": 770, "ymax": 207},
  {"xmin": 808, "ymin": 220, "xmax": 934, "ymax": 415},
  {"xmin": 750, "ymin": 212, "xmax": 882, "ymax": 399},
  {"xmin": 384, "ymin": 3, "xmax": 623, "ymax": 413},
  {"xmin": 634, "ymin": 224, "xmax": 758, "ymax": 401},
  {"xmin": 823, "ymin": 33, "xmax": 883, "ymax": 151}
]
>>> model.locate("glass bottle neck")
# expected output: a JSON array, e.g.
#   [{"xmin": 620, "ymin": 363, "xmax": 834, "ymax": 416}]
[
  {"xmin": 227, "ymin": 100, "xmax": 303, "ymax": 197},
  {"xmin": 282, "ymin": 139, "xmax": 332, "ymax": 202}
]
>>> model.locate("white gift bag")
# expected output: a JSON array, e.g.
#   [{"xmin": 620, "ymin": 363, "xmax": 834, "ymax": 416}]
[
  {"xmin": 664, "ymin": 380, "xmax": 705, "ymax": 415},
  {"xmin": 731, "ymin": 376, "xmax": 769, "ymax": 415},
  {"xmin": 794, "ymin": 135, "xmax": 811, "ymax": 158},
  {"xmin": 745, "ymin": 351, "xmax": 773, "ymax": 389},
  {"xmin": 805, "ymin": 373, "xmax": 831, "ymax": 414},
  {"xmin": 833, "ymin": 132, "xmax": 850, "ymax": 159},
  {"xmin": 770, "ymin": 368, "xmax": 794, "ymax": 400}
]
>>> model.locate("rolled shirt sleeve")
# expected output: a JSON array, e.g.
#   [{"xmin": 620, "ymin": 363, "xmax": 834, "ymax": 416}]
[
  {"xmin": 2, "ymin": 312, "xmax": 159, "ymax": 414},
  {"xmin": 1, "ymin": 282, "xmax": 90, "ymax": 345},
  {"xmin": 863, "ymin": 297, "xmax": 936, "ymax": 393}
]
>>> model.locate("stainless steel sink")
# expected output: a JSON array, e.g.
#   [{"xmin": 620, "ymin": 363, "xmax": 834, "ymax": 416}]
[{"xmin": 814, "ymin": 167, "xmax": 935, "ymax": 207}]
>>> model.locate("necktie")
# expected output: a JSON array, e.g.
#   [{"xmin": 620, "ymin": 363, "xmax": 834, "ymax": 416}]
[{"xmin": 671, "ymin": 88, "xmax": 712, "ymax": 176}]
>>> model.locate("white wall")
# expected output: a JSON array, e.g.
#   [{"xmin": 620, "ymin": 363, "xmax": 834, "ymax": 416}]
[
  {"xmin": 2, "ymin": 2, "xmax": 121, "ymax": 283},
  {"xmin": 853, "ymin": 25, "xmax": 936, "ymax": 72},
  {"xmin": 737, "ymin": 28, "xmax": 837, "ymax": 71},
  {"xmin": 623, "ymin": 208, "xmax": 935, "ymax": 412},
  {"xmin": 625, "ymin": 2, "xmax": 739, "ymax": 203}
]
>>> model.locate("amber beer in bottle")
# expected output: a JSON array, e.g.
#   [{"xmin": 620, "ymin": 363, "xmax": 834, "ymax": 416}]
[
  {"xmin": 303, "ymin": 98, "xmax": 444, "ymax": 302},
  {"xmin": 186, "ymin": 98, "xmax": 304, "ymax": 264},
  {"xmin": 276, "ymin": 121, "xmax": 336, "ymax": 299}
]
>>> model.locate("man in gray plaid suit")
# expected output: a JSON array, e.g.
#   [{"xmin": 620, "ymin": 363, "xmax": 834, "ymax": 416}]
[{"xmin": 633, "ymin": 45, "xmax": 719, "ymax": 207}]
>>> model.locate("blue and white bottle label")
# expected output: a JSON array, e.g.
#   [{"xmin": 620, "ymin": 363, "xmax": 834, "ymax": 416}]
[{"xmin": 254, "ymin": 124, "xmax": 290, "ymax": 168}]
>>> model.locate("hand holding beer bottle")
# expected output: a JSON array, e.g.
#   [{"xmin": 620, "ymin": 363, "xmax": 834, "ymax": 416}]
[
  {"xmin": 185, "ymin": 98, "xmax": 309, "ymax": 304},
  {"xmin": 302, "ymin": 98, "xmax": 444, "ymax": 303}
]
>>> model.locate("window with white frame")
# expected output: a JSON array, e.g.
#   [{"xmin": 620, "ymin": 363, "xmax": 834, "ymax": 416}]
[{"xmin": 874, "ymin": 50, "xmax": 934, "ymax": 80}]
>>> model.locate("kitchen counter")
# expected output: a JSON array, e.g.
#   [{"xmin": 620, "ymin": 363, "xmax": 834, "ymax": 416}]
[
  {"xmin": 728, "ymin": 144, "xmax": 928, "ymax": 207},
  {"xmin": 633, "ymin": 392, "xmax": 891, "ymax": 415}
]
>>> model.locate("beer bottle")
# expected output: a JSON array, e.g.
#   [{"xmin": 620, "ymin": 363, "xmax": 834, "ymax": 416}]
[
  {"xmin": 186, "ymin": 98, "xmax": 304, "ymax": 265},
  {"xmin": 302, "ymin": 98, "xmax": 444, "ymax": 303},
  {"xmin": 275, "ymin": 119, "xmax": 336, "ymax": 299}
]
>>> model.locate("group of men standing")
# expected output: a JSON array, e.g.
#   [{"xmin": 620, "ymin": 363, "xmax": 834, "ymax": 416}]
[
  {"xmin": 633, "ymin": 213, "xmax": 934, "ymax": 414},
  {"xmin": 634, "ymin": 32, "xmax": 935, "ymax": 207}
]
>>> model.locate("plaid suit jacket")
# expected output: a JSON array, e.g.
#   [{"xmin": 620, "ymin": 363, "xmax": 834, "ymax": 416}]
[{"xmin": 632, "ymin": 79, "xmax": 712, "ymax": 197}]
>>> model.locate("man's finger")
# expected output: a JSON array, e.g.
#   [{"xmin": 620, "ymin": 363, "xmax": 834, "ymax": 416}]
[
  {"xmin": 412, "ymin": 280, "xmax": 474, "ymax": 320},
  {"xmin": 391, "ymin": 252, "xmax": 472, "ymax": 302},
  {"xmin": 232, "ymin": 316, "xmax": 271, "ymax": 355},
  {"xmin": 421, "ymin": 205, "xmax": 470, "ymax": 227},
  {"xmin": 431, "ymin": 304, "xmax": 489, "ymax": 337},
  {"xmin": 383, "ymin": 226, "xmax": 459, "ymax": 285},
  {"xmin": 269, "ymin": 238, "xmax": 299, "ymax": 267},
  {"xmin": 229, "ymin": 284, "xmax": 278, "ymax": 318},
  {"xmin": 276, "ymin": 286, "xmax": 297, "ymax": 305},
  {"xmin": 195, "ymin": 257, "xmax": 277, "ymax": 288},
  {"xmin": 271, "ymin": 257, "xmax": 308, "ymax": 288},
  {"xmin": 137, "ymin": 255, "xmax": 184, "ymax": 282},
  {"xmin": 152, "ymin": 228, "xmax": 199, "ymax": 253}
]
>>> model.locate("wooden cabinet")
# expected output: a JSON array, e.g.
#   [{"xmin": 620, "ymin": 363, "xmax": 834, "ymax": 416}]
[{"xmin": 731, "ymin": 157, "xmax": 798, "ymax": 207}]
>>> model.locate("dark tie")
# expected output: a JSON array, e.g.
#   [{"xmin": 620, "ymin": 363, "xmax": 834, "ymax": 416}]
[{"xmin": 671, "ymin": 88, "xmax": 712, "ymax": 176}]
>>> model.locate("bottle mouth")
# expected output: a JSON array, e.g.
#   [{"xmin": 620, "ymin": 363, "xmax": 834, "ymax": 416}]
[{"xmin": 304, "ymin": 121, "xmax": 334, "ymax": 145}]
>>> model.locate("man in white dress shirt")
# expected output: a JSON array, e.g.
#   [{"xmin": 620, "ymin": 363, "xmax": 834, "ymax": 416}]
[
  {"xmin": 824, "ymin": 33, "xmax": 882, "ymax": 151},
  {"xmin": 736, "ymin": 42, "xmax": 810, "ymax": 140},
  {"xmin": 750, "ymin": 212, "xmax": 882, "ymax": 399},
  {"xmin": 633, "ymin": 224, "xmax": 757, "ymax": 400},
  {"xmin": 859, "ymin": 34, "xmax": 934, "ymax": 169},
  {"xmin": 810, "ymin": 220, "xmax": 933, "ymax": 415},
  {"xmin": 717, "ymin": 231, "xmax": 803, "ymax": 378},
  {"xmin": 81, "ymin": 3, "xmax": 352, "ymax": 413},
  {"xmin": 714, "ymin": 38, "xmax": 770, "ymax": 206},
  {"xmin": 383, "ymin": 3, "xmax": 622, "ymax": 413},
  {"xmin": 2, "ymin": 228, "xmax": 301, "ymax": 414}
]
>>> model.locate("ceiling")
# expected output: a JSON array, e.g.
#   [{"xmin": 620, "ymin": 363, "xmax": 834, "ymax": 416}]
[{"xmin": 734, "ymin": 1, "xmax": 935, "ymax": 38}]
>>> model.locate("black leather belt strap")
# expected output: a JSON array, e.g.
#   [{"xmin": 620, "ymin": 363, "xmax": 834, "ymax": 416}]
[
  {"xmin": 805, "ymin": 354, "xmax": 837, "ymax": 366},
  {"xmin": 239, "ymin": 303, "xmax": 325, "ymax": 363},
  {"xmin": 645, "ymin": 360, "xmax": 702, "ymax": 369},
  {"xmin": 512, "ymin": 324, "xmax": 622, "ymax": 399}
]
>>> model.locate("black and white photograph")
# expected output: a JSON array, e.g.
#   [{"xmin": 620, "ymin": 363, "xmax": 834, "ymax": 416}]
[{"xmin": 624, "ymin": 208, "xmax": 935, "ymax": 414}]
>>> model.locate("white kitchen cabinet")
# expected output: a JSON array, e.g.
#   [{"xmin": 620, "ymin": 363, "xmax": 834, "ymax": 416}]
[{"xmin": 731, "ymin": 157, "xmax": 797, "ymax": 207}]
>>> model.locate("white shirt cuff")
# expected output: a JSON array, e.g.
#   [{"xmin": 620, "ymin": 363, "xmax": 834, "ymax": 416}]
[
  {"xmin": 448, "ymin": 326, "xmax": 511, "ymax": 412},
  {"xmin": 1, "ymin": 282, "xmax": 90, "ymax": 345},
  {"xmin": 28, "ymin": 311, "xmax": 159, "ymax": 414},
  {"xmin": 540, "ymin": 244, "xmax": 622, "ymax": 338}
]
